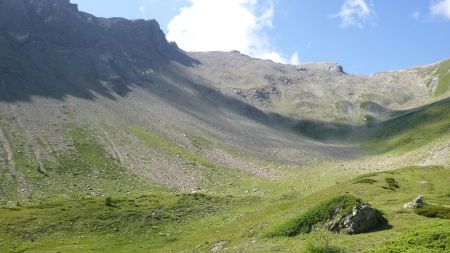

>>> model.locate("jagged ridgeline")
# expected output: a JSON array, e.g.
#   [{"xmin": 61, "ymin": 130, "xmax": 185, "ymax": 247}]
[
  {"xmin": 0, "ymin": 0, "xmax": 449, "ymax": 252},
  {"xmin": 0, "ymin": 0, "xmax": 196, "ymax": 101}
]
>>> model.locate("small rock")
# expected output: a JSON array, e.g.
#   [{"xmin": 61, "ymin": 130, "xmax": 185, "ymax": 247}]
[
  {"xmin": 404, "ymin": 195, "xmax": 424, "ymax": 209},
  {"xmin": 6, "ymin": 201, "xmax": 18, "ymax": 209},
  {"xmin": 152, "ymin": 210, "xmax": 162, "ymax": 220},
  {"xmin": 211, "ymin": 240, "xmax": 228, "ymax": 253}
]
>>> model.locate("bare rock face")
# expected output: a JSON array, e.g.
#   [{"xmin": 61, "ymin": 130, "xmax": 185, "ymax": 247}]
[
  {"xmin": 327, "ymin": 63, "xmax": 345, "ymax": 74},
  {"xmin": 404, "ymin": 195, "xmax": 424, "ymax": 209},
  {"xmin": 0, "ymin": 0, "xmax": 197, "ymax": 101},
  {"xmin": 325, "ymin": 202, "xmax": 382, "ymax": 234}
]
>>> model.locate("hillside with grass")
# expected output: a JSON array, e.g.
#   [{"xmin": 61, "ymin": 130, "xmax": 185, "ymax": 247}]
[
  {"xmin": 432, "ymin": 59, "xmax": 450, "ymax": 98},
  {"xmin": 0, "ymin": 0, "xmax": 449, "ymax": 252},
  {"xmin": 1, "ymin": 166, "xmax": 448, "ymax": 252},
  {"xmin": 363, "ymin": 96, "xmax": 450, "ymax": 154}
]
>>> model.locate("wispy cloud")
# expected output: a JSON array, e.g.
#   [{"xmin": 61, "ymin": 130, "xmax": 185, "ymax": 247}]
[
  {"xmin": 334, "ymin": 0, "xmax": 376, "ymax": 28},
  {"xmin": 430, "ymin": 0, "xmax": 450, "ymax": 20},
  {"xmin": 290, "ymin": 52, "xmax": 300, "ymax": 65},
  {"xmin": 139, "ymin": 5, "xmax": 147, "ymax": 18},
  {"xmin": 166, "ymin": 0, "xmax": 298, "ymax": 64},
  {"xmin": 411, "ymin": 10, "xmax": 421, "ymax": 20}
]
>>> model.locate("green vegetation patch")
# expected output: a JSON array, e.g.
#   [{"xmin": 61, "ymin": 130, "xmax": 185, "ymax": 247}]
[
  {"xmin": 353, "ymin": 178, "xmax": 377, "ymax": 185},
  {"xmin": 435, "ymin": 74, "xmax": 450, "ymax": 97},
  {"xmin": 383, "ymin": 178, "xmax": 400, "ymax": 190},
  {"xmin": 353, "ymin": 173, "xmax": 378, "ymax": 180},
  {"xmin": 433, "ymin": 59, "xmax": 450, "ymax": 97},
  {"xmin": 267, "ymin": 195, "xmax": 362, "ymax": 237},
  {"xmin": 415, "ymin": 204, "xmax": 450, "ymax": 219},
  {"xmin": 105, "ymin": 196, "xmax": 114, "ymax": 207},
  {"xmin": 187, "ymin": 134, "xmax": 212, "ymax": 149},
  {"xmin": 306, "ymin": 232, "xmax": 346, "ymax": 253},
  {"xmin": 363, "ymin": 97, "xmax": 450, "ymax": 153},
  {"xmin": 52, "ymin": 124, "xmax": 121, "ymax": 176},
  {"xmin": 11, "ymin": 123, "xmax": 161, "ymax": 201},
  {"xmin": 294, "ymin": 120, "xmax": 353, "ymax": 140},
  {"xmin": 0, "ymin": 164, "xmax": 448, "ymax": 252},
  {"xmin": 370, "ymin": 220, "xmax": 450, "ymax": 253},
  {"xmin": 307, "ymin": 243, "xmax": 346, "ymax": 253},
  {"xmin": 0, "ymin": 193, "xmax": 257, "ymax": 252}
]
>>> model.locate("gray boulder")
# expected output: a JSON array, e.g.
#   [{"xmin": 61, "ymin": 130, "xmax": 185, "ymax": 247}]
[
  {"xmin": 324, "ymin": 202, "xmax": 382, "ymax": 234},
  {"xmin": 327, "ymin": 63, "xmax": 345, "ymax": 74}
]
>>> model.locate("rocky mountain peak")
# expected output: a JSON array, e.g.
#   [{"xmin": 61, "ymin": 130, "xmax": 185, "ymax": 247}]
[
  {"xmin": 0, "ymin": 0, "xmax": 197, "ymax": 101},
  {"xmin": 0, "ymin": 0, "xmax": 78, "ymax": 29},
  {"xmin": 327, "ymin": 63, "xmax": 345, "ymax": 74},
  {"xmin": 293, "ymin": 62, "xmax": 346, "ymax": 75}
]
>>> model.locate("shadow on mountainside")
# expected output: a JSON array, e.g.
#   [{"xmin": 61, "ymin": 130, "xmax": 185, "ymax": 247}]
[
  {"xmin": 136, "ymin": 63, "xmax": 368, "ymax": 159},
  {"xmin": 285, "ymin": 95, "xmax": 449, "ymax": 152},
  {"xmin": 1, "ymin": 0, "xmax": 448, "ymax": 157},
  {"xmin": 0, "ymin": 0, "xmax": 199, "ymax": 102},
  {"xmin": 293, "ymin": 96, "xmax": 450, "ymax": 153},
  {"xmin": 0, "ymin": 28, "xmax": 199, "ymax": 102}
]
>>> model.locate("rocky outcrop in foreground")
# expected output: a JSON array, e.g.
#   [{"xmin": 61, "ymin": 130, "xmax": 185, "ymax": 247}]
[
  {"xmin": 268, "ymin": 195, "xmax": 386, "ymax": 237},
  {"xmin": 325, "ymin": 202, "xmax": 384, "ymax": 234}
]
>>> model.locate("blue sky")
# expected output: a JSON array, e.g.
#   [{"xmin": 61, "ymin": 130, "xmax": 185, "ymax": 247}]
[{"xmin": 71, "ymin": 0, "xmax": 450, "ymax": 74}]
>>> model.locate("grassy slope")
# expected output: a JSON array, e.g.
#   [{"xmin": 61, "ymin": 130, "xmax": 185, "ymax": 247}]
[
  {"xmin": 252, "ymin": 166, "xmax": 450, "ymax": 253},
  {"xmin": 433, "ymin": 59, "xmax": 450, "ymax": 97},
  {"xmin": 292, "ymin": 95, "xmax": 450, "ymax": 154},
  {"xmin": 363, "ymin": 97, "xmax": 450, "ymax": 154},
  {"xmin": 0, "ymin": 193, "xmax": 258, "ymax": 252},
  {"xmin": 1, "ymin": 166, "xmax": 448, "ymax": 252},
  {"xmin": 0, "ymin": 121, "xmax": 161, "ymax": 205},
  {"xmin": 370, "ymin": 220, "xmax": 450, "ymax": 253}
]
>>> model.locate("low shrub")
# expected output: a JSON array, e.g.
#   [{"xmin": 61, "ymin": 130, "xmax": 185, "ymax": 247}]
[
  {"xmin": 384, "ymin": 178, "xmax": 399, "ymax": 190},
  {"xmin": 354, "ymin": 178, "xmax": 377, "ymax": 185},
  {"xmin": 105, "ymin": 196, "xmax": 114, "ymax": 207},
  {"xmin": 415, "ymin": 205, "xmax": 450, "ymax": 219},
  {"xmin": 307, "ymin": 244, "xmax": 346, "ymax": 253},
  {"xmin": 370, "ymin": 220, "xmax": 449, "ymax": 252}
]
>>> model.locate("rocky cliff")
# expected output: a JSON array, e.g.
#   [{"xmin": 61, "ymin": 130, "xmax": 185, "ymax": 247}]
[{"xmin": 0, "ymin": 0, "xmax": 195, "ymax": 100}]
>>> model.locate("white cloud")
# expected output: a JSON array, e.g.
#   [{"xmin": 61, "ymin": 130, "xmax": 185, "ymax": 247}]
[
  {"xmin": 259, "ymin": 52, "xmax": 284, "ymax": 63},
  {"xmin": 334, "ymin": 0, "xmax": 376, "ymax": 28},
  {"xmin": 166, "ymin": 0, "xmax": 294, "ymax": 63},
  {"xmin": 431, "ymin": 0, "xmax": 450, "ymax": 19},
  {"xmin": 412, "ymin": 10, "xmax": 421, "ymax": 20},
  {"xmin": 139, "ymin": 5, "xmax": 146, "ymax": 18},
  {"xmin": 290, "ymin": 52, "xmax": 300, "ymax": 65}
]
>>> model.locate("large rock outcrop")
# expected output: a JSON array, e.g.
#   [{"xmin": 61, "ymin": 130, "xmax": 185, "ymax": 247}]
[
  {"xmin": 325, "ymin": 202, "xmax": 384, "ymax": 234},
  {"xmin": 268, "ymin": 195, "xmax": 386, "ymax": 237}
]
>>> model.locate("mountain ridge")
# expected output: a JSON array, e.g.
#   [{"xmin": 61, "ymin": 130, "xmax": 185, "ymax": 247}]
[{"xmin": 0, "ymin": 0, "xmax": 197, "ymax": 101}]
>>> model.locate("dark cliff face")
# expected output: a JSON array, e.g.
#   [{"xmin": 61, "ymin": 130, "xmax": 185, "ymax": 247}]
[{"xmin": 0, "ymin": 0, "xmax": 197, "ymax": 101}]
